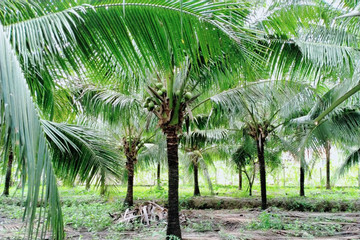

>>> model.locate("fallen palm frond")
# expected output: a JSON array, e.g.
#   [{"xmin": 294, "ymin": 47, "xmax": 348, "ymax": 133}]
[{"xmin": 109, "ymin": 201, "xmax": 188, "ymax": 226}]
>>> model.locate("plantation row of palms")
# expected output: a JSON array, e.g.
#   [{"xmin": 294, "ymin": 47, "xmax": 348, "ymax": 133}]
[{"xmin": 1, "ymin": 0, "xmax": 360, "ymax": 239}]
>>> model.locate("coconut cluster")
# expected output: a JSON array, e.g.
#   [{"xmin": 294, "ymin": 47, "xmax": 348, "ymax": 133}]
[{"xmin": 143, "ymin": 82, "xmax": 192, "ymax": 112}]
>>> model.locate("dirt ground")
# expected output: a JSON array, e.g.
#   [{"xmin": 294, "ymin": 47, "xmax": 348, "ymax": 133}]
[
  {"xmin": 179, "ymin": 209, "xmax": 360, "ymax": 240},
  {"xmin": 2, "ymin": 208, "xmax": 360, "ymax": 239}
]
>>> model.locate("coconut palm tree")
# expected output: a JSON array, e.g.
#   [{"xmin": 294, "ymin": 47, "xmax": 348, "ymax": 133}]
[
  {"xmin": 1, "ymin": 1, "xmax": 263, "ymax": 236},
  {"xmin": 7, "ymin": 0, "xmax": 354, "ymax": 238},
  {"xmin": 210, "ymin": 80, "xmax": 313, "ymax": 209},
  {"xmin": 137, "ymin": 134, "xmax": 168, "ymax": 189},
  {"xmin": 232, "ymin": 133, "xmax": 257, "ymax": 196},
  {"xmin": 279, "ymin": 130, "xmax": 308, "ymax": 196},
  {"xmin": 181, "ymin": 127, "xmax": 228, "ymax": 196},
  {"xmin": 291, "ymin": 86, "xmax": 360, "ymax": 190},
  {"xmin": 75, "ymin": 83, "xmax": 159, "ymax": 206},
  {"xmin": 250, "ymin": 0, "xmax": 360, "ymax": 196}
]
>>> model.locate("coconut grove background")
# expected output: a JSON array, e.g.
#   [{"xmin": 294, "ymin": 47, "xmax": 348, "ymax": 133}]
[{"xmin": 2, "ymin": 0, "xmax": 360, "ymax": 239}]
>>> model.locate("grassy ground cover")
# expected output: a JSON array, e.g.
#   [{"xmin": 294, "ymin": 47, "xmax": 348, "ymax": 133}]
[{"xmin": 1, "ymin": 183, "xmax": 360, "ymax": 239}]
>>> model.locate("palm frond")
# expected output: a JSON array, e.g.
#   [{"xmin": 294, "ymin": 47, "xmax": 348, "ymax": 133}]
[
  {"xmin": 42, "ymin": 120, "xmax": 123, "ymax": 187},
  {"xmin": 198, "ymin": 157, "xmax": 214, "ymax": 195},
  {"xmin": 76, "ymin": 84, "xmax": 143, "ymax": 125},
  {"xmin": 338, "ymin": 147, "xmax": 360, "ymax": 176},
  {"xmin": 257, "ymin": 1, "xmax": 359, "ymax": 80},
  {"xmin": 0, "ymin": 22, "xmax": 63, "ymax": 239},
  {"xmin": 181, "ymin": 129, "xmax": 228, "ymax": 147},
  {"xmin": 210, "ymin": 80, "xmax": 312, "ymax": 125},
  {"xmin": 312, "ymin": 75, "xmax": 360, "ymax": 123},
  {"xmin": 294, "ymin": 25, "xmax": 358, "ymax": 74}
]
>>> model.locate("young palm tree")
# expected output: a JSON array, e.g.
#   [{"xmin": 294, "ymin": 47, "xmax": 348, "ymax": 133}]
[
  {"xmin": 181, "ymin": 127, "xmax": 227, "ymax": 196},
  {"xmin": 279, "ymin": 132, "xmax": 308, "ymax": 196},
  {"xmin": 136, "ymin": 133, "xmax": 167, "ymax": 189},
  {"xmin": 75, "ymin": 84, "xmax": 158, "ymax": 206},
  {"xmin": 292, "ymin": 91, "xmax": 360, "ymax": 190},
  {"xmin": 4, "ymin": 0, "xmax": 346, "ymax": 238},
  {"xmin": 232, "ymin": 133, "xmax": 257, "ymax": 196},
  {"xmin": 210, "ymin": 80, "xmax": 313, "ymax": 209}
]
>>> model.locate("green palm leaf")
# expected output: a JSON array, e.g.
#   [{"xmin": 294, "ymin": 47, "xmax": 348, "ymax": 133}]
[
  {"xmin": 0, "ymin": 22, "xmax": 63, "ymax": 239},
  {"xmin": 338, "ymin": 148, "xmax": 360, "ymax": 176},
  {"xmin": 42, "ymin": 120, "xmax": 123, "ymax": 187},
  {"xmin": 76, "ymin": 84, "xmax": 143, "ymax": 124}
]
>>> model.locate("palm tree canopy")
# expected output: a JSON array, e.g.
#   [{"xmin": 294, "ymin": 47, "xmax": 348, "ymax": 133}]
[{"xmin": 0, "ymin": 1, "xmax": 265, "ymax": 239}]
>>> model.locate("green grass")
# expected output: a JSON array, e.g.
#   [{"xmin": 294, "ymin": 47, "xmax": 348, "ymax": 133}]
[
  {"xmin": 248, "ymin": 211, "xmax": 342, "ymax": 237},
  {"xmin": 1, "ymin": 183, "xmax": 359, "ymax": 235},
  {"xmin": 2, "ymin": 183, "xmax": 359, "ymax": 202}
]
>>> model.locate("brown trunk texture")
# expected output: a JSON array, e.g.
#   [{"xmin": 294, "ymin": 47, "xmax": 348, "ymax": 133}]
[
  {"xmin": 3, "ymin": 151, "xmax": 13, "ymax": 196},
  {"xmin": 358, "ymin": 162, "xmax": 360, "ymax": 189},
  {"xmin": 325, "ymin": 142, "xmax": 331, "ymax": 190},
  {"xmin": 165, "ymin": 126, "xmax": 182, "ymax": 239},
  {"xmin": 157, "ymin": 162, "xmax": 161, "ymax": 188},
  {"xmin": 124, "ymin": 156, "xmax": 135, "ymax": 207},
  {"xmin": 257, "ymin": 137, "xmax": 267, "ymax": 210},
  {"xmin": 238, "ymin": 169, "xmax": 242, "ymax": 190},
  {"xmin": 300, "ymin": 164, "xmax": 305, "ymax": 196},
  {"xmin": 193, "ymin": 163, "xmax": 200, "ymax": 196}
]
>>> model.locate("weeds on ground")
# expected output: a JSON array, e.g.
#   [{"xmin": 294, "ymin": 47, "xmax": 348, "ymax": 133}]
[
  {"xmin": 219, "ymin": 230, "xmax": 238, "ymax": 240},
  {"xmin": 186, "ymin": 220, "xmax": 214, "ymax": 232},
  {"xmin": 248, "ymin": 212, "xmax": 342, "ymax": 237},
  {"xmin": 0, "ymin": 196, "xmax": 24, "ymax": 219}
]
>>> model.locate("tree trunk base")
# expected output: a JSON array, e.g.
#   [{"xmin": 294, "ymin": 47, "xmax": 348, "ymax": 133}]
[{"xmin": 164, "ymin": 126, "xmax": 182, "ymax": 239}]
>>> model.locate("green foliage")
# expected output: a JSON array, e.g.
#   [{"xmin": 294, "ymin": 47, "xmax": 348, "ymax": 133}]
[
  {"xmin": 63, "ymin": 203, "xmax": 114, "ymax": 232},
  {"xmin": 218, "ymin": 231, "xmax": 238, "ymax": 240},
  {"xmin": 0, "ymin": 196, "xmax": 24, "ymax": 219},
  {"xmin": 4, "ymin": 1, "xmax": 360, "ymax": 239},
  {"xmin": 232, "ymin": 134, "xmax": 256, "ymax": 168},
  {"xmin": 248, "ymin": 211, "xmax": 284, "ymax": 230},
  {"xmin": 249, "ymin": 211, "xmax": 342, "ymax": 237},
  {"xmin": 0, "ymin": 21, "xmax": 63, "ymax": 240},
  {"xmin": 186, "ymin": 220, "xmax": 214, "ymax": 232},
  {"xmin": 42, "ymin": 120, "xmax": 123, "ymax": 188}
]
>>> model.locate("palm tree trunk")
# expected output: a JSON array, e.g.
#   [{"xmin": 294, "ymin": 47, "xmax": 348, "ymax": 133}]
[
  {"xmin": 193, "ymin": 163, "xmax": 200, "ymax": 196},
  {"xmin": 238, "ymin": 168, "xmax": 242, "ymax": 190},
  {"xmin": 256, "ymin": 136, "xmax": 267, "ymax": 210},
  {"xmin": 157, "ymin": 162, "xmax": 161, "ymax": 189},
  {"xmin": 299, "ymin": 150, "xmax": 305, "ymax": 196},
  {"xmin": 100, "ymin": 169, "xmax": 107, "ymax": 195},
  {"xmin": 124, "ymin": 157, "xmax": 135, "ymax": 207},
  {"xmin": 3, "ymin": 150, "xmax": 14, "ymax": 196},
  {"xmin": 300, "ymin": 161, "xmax": 305, "ymax": 197},
  {"xmin": 358, "ymin": 161, "xmax": 360, "ymax": 189},
  {"xmin": 325, "ymin": 142, "xmax": 331, "ymax": 190},
  {"xmin": 164, "ymin": 126, "xmax": 182, "ymax": 239}
]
